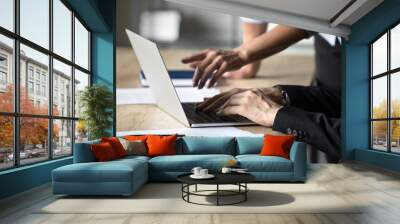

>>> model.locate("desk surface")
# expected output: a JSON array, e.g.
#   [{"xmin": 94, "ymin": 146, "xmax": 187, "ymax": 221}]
[{"xmin": 116, "ymin": 47, "xmax": 314, "ymax": 134}]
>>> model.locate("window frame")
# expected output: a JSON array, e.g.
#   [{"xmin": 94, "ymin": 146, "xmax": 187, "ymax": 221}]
[
  {"xmin": 370, "ymin": 20, "xmax": 400, "ymax": 154},
  {"xmin": 0, "ymin": 0, "xmax": 92, "ymax": 171}
]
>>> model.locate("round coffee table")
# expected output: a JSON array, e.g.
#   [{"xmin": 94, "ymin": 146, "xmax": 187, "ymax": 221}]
[{"xmin": 177, "ymin": 173, "xmax": 255, "ymax": 206}]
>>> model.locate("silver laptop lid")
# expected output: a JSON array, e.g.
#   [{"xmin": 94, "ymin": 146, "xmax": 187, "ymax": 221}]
[{"xmin": 126, "ymin": 29, "xmax": 190, "ymax": 127}]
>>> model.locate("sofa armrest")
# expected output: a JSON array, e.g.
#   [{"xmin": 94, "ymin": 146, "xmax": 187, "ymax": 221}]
[
  {"xmin": 289, "ymin": 141, "xmax": 307, "ymax": 181},
  {"xmin": 73, "ymin": 140, "xmax": 100, "ymax": 163}
]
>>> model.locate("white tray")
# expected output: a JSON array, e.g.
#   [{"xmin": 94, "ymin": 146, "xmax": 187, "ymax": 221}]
[{"xmin": 190, "ymin": 174, "xmax": 215, "ymax": 179}]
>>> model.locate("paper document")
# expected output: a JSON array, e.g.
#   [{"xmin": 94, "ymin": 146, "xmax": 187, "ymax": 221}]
[
  {"xmin": 117, "ymin": 87, "xmax": 220, "ymax": 105},
  {"xmin": 117, "ymin": 127, "xmax": 263, "ymax": 137},
  {"xmin": 140, "ymin": 78, "xmax": 193, "ymax": 87}
]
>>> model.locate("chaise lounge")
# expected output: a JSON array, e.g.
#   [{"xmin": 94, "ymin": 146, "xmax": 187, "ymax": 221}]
[{"xmin": 52, "ymin": 136, "xmax": 307, "ymax": 196}]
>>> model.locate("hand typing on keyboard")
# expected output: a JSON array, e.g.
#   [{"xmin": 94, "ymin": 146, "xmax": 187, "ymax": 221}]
[{"xmin": 196, "ymin": 87, "xmax": 285, "ymax": 127}]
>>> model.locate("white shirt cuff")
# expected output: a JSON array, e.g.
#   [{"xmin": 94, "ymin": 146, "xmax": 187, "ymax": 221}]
[{"xmin": 240, "ymin": 17, "xmax": 267, "ymax": 24}]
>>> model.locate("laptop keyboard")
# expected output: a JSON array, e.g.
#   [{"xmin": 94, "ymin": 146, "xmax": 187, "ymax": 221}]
[{"xmin": 182, "ymin": 103, "xmax": 252, "ymax": 124}]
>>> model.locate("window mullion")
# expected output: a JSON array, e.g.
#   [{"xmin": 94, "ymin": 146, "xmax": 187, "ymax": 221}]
[
  {"xmin": 71, "ymin": 10, "xmax": 76, "ymax": 155},
  {"xmin": 370, "ymin": 45, "xmax": 373, "ymax": 149},
  {"xmin": 48, "ymin": 0, "xmax": 54, "ymax": 160},
  {"xmin": 388, "ymin": 30, "xmax": 391, "ymax": 152},
  {"xmin": 13, "ymin": 0, "xmax": 20, "ymax": 167}
]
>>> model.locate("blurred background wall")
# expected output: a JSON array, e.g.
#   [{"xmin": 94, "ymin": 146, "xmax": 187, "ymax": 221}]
[
  {"xmin": 115, "ymin": 0, "xmax": 315, "ymax": 89},
  {"xmin": 116, "ymin": 0, "xmax": 314, "ymax": 52}
]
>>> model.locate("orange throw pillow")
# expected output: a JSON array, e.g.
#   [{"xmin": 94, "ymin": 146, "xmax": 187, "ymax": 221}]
[
  {"xmin": 146, "ymin": 135, "xmax": 177, "ymax": 157},
  {"xmin": 101, "ymin": 137, "xmax": 127, "ymax": 158},
  {"xmin": 91, "ymin": 142, "xmax": 117, "ymax": 162},
  {"xmin": 259, "ymin": 134, "xmax": 295, "ymax": 159},
  {"xmin": 124, "ymin": 135, "xmax": 148, "ymax": 142}
]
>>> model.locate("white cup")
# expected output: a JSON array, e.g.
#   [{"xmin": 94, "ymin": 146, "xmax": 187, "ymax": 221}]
[
  {"xmin": 221, "ymin": 167, "xmax": 232, "ymax": 174},
  {"xmin": 200, "ymin": 169, "xmax": 208, "ymax": 176},
  {"xmin": 191, "ymin": 167, "xmax": 202, "ymax": 176}
]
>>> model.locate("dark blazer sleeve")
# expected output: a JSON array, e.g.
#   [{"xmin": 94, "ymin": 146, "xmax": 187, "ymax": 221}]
[{"xmin": 272, "ymin": 106, "xmax": 341, "ymax": 161}]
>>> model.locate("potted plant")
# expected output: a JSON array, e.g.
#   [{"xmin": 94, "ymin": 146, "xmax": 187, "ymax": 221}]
[{"xmin": 79, "ymin": 84, "xmax": 113, "ymax": 140}]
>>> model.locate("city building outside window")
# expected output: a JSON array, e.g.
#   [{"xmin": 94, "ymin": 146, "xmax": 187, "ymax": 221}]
[
  {"xmin": 28, "ymin": 81, "xmax": 34, "ymax": 94},
  {"xmin": 35, "ymin": 83, "xmax": 40, "ymax": 95},
  {"xmin": 0, "ymin": 0, "xmax": 91, "ymax": 170},
  {"xmin": 0, "ymin": 71, "xmax": 7, "ymax": 85},
  {"xmin": 28, "ymin": 67, "xmax": 34, "ymax": 80},
  {"xmin": 370, "ymin": 22, "xmax": 400, "ymax": 153},
  {"xmin": 0, "ymin": 54, "xmax": 7, "ymax": 67},
  {"xmin": 0, "ymin": 54, "xmax": 7, "ymax": 89},
  {"xmin": 35, "ymin": 70, "xmax": 40, "ymax": 81},
  {"xmin": 42, "ymin": 85, "xmax": 46, "ymax": 97}
]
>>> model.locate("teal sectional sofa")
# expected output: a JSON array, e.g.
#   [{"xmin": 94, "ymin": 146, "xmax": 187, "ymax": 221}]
[{"xmin": 52, "ymin": 136, "xmax": 307, "ymax": 196}]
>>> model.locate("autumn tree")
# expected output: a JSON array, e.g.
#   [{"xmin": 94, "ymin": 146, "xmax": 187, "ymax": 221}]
[
  {"xmin": 392, "ymin": 100, "xmax": 400, "ymax": 143},
  {"xmin": 372, "ymin": 100, "xmax": 388, "ymax": 140},
  {"xmin": 0, "ymin": 85, "xmax": 14, "ymax": 151},
  {"xmin": 372, "ymin": 99, "xmax": 400, "ymax": 143},
  {"xmin": 0, "ymin": 84, "xmax": 60, "ymax": 153}
]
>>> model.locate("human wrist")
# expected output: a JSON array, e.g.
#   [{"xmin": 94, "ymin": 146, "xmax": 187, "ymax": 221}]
[
  {"xmin": 262, "ymin": 105, "xmax": 283, "ymax": 127},
  {"xmin": 235, "ymin": 46, "xmax": 252, "ymax": 65}
]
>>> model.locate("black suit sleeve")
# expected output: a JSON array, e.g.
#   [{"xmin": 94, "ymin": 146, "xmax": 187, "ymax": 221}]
[
  {"xmin": 277, "ymin": 85, "xmax": 341, "ymax": 118},
  {"xmin": 272, "ymin": 106, "xmax": 341, "ymax": 161}
]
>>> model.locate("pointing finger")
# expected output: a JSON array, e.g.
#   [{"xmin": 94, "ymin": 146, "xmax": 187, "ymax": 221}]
[{"xmin": 181, "ymin": 50, "xmax": 209, "ymax": 64}]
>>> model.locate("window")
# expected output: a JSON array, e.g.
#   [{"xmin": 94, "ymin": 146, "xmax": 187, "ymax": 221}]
[
  {"xmin": 19, "ymin": 117, "xmax": 49, "ymax": 165},
  {"xmin": 0, "ymin": 0, "xmax": 91, "ymax": 170},
  {"xmin": 20, "ymin": 0, "xmax": 49, "ymax": 49},
  {"xmin": 0, "ymin": 0, "xmax": 14, "ymax": 32},
  {"xmin": 42, "ymin": 85, "xmax": 46, "ymax": 97},
  {"xmin": 0, "ymin": 34, "xmax": 13, "ymax": 113},
  {"xmin": 0, "ymin": 53, "xmax": 8, "ymax": 89},
  {"xmin": 35, "ymin": 70, "xmax": 40, "ymax": 81},
  {"xmin": 0, "ymin": 116, "xmax": 14, "ymax": 170},
  {"xmin": 28, "ymin": 81, "xmax": 34, "ymax": 94},
  {"xmin": 53, "ymin": 119, "xmax": 72, "ymax": 158},
  {"xmin": 28, "ymin": 67, "xmax": 34, "ymax": 80},
  {"xmin": 74, "ymin": 18, "xmax": 90, "ymax": 70},
  {"xmin": 35, "ymin": 83, "xmax": 40, "ymax": 95},
  {"xmin": 53, "ymin": 0, "xmax": 72, "ymax": 60},
  {"xmin": 0, "ymin": 71, "xmax": 6, "ymax": 85},
  {"xmin": 74, "ymin": 69, "xmax": 89, "ymax": 118},
  {"xmin": 53, "ymin": 59, "xmax": 72, "ymax": 117},
  {"xmin": 371, "ymin": 23, "xmax": 400, "ymax": 153},
  {"xmin": 0, "ymin": 55, "xmax": 7, "ymax": 67}
]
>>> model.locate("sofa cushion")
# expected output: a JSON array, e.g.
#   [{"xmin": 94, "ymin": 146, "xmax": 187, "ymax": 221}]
[
  {"xmin": 101, "ymin": 137, "xmax": 127, "ymax": 158},
  {"xmin": 260, "ymin": 135, "xmax": 295, "ymax": 159},
  {"xmin": 53, "ymin": 158, "xmax": 147, "ymax": 183},
  {"xmin": 124, "ymin": 135, "xmax": 148, "ymax": 142},
  {"xmin": 178, "ymin": 137, "xmax": 236, "ymax": 155},
  {"xmin": 118, "ymin": 138, "xmax": 147, "ymax": 156},
  {"xmin": 149, "ymin": 154, "xmax": 235, "ymax": 172},
  {"xmin": 147, "ymin": 135, "xmax": 177, "ymax": 157},
  {"xmin": 236, "ymin": 137, "xmax": 263, "ymax": 155},
  {"xmin": 115, "ymin": 155, "xmax": 150, "ymax": 163},
  {"xmin": 91, "ymin": 142, "xmax": 118, "ymax": 161},
  {"xmin": 73, "ymin": 140, "xmax": 100, "ymax": 163},
  {"xmin": 236, "ymin": 155, "xmax": 293, "ymax": 172}
]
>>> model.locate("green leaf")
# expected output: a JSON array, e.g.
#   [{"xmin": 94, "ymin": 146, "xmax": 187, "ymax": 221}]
[{"xmin": 79, "ymin": 84, "xmax": 113, "ymax": 140}]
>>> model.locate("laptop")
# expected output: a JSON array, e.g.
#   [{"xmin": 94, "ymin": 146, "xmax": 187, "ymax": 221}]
[{"xmin": 126, "ymin": 29, "xmax": 255, "ymax": 128}]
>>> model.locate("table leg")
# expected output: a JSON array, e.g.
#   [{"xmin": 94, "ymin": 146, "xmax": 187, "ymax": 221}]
[
  {"xmin": 181, "ymin": 184, "xmax": 183, "ymax": 199},
  {"xmin": 245, "ymin": 183, "xmax": 247, "ymax": 201},
  {"xmin": 187, "ymin": 184, "xmax": 190, "ymax": 202},
  {"xmin": 217, "ymin": 184, "xmax": 219, "ymax": 206},
  {"xmin": 195, "ymin": 184, "xmax": 198, "ymax": 192}
]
